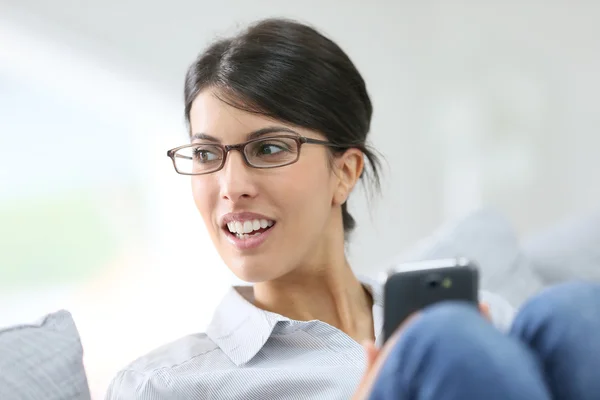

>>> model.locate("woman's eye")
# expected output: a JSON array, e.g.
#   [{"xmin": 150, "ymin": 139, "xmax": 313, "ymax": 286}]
[
  {"xmin": 258, "ymin": 144, "xmax": 285, "ymax": 155},
  {"xmin": 194, "ymin": 149, "xmax": 218, "ymax": 162},
  {"xmin": 255, "ymin": 139, "xmax": 295, "ymax": 155}
]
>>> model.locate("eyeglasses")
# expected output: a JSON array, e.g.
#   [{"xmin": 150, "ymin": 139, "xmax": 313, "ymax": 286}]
[{"xmin": 167, "ymin": 135, "xmax": 344, "ymax": 175}]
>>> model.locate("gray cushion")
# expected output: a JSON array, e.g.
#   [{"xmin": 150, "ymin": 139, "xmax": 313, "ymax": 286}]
[
  {"xmin": 523, "ymin": 212, "xmax": 600, "ymax": 284},
  {"xmin": 0, "ymin": 310, "xmax": 91, "ymax": 400},
  {"xmin": 386, "ymin": 208, "xmax": 545, "ymax": 309}
]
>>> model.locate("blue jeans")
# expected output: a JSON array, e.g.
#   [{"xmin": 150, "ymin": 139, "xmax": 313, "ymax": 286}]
[{"xmin": 368, "ymin": 281, "xmax": 600, "ymax": 400}]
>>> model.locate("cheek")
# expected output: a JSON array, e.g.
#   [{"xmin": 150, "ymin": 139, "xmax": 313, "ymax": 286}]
[
  {"xmin": 279, "ymin": 162, "xmax": 335, "ymax": 215},
  {"xmin": 191, "ymin": 177, "xmax": 217, "ymax": 224}
]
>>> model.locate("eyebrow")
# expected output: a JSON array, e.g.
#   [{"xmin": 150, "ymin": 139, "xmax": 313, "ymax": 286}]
[{"xmin": 191, "ymin": 126, "xmax": 299, "ymax": 142}]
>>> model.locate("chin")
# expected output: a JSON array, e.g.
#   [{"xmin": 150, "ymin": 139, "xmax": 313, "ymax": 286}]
[{"xmin": 225, "ymin": 256, "xmax": 278, "ymax": 283}]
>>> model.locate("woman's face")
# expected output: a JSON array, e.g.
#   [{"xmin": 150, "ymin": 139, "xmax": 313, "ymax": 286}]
[{"xmin": 189, "ymin": 89, "xmax": 359, "ymax": 283}]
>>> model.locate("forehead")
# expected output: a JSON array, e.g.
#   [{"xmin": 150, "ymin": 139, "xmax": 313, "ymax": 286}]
[
  {"xmin": 189, "ymin": 90, "xmax": 283, "ymax": 141},
  {"xmin": 189, "ymin": 89, "xmax": 323, "ymax": 143}
]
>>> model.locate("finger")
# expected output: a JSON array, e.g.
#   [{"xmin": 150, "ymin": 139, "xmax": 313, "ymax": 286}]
[
  {"xmin": 353, "ymin": 341, "xmax": 381, "ymax": 400},
  {"xmin": 362, "ymin": 340, "xmax": 379, "ymax": 369},
  {"xmin": 479, "ymin": 302, "xmax": 492, "ymax": 322},
  {"xmin": 354, "ymin": 314, "xmax": 421, "ymax": 400}
]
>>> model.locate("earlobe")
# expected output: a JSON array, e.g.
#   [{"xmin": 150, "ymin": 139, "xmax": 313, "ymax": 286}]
[{"xmin": 334, "ymin": 188, "xmax": 349, "ymax": 206}]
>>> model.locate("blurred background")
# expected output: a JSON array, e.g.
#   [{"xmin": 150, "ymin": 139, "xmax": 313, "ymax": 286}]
[{"xmin": 1, "ymin": 1, "xmax": 598, "ymax": 397}]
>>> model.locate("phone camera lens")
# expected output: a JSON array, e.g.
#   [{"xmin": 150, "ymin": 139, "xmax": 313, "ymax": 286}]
[{"xmin": 426, "ymin": 274, "xmax": 441, "ymax": 288}]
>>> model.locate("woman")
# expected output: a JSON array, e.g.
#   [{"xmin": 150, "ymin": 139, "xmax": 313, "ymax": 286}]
[
  {"xmin": 108, "ymin": 18, "xmax": 390, "ymax": 399},
  {"xmin": 106, "ymin": 18, "xmax": 600, "ymax": 399}
]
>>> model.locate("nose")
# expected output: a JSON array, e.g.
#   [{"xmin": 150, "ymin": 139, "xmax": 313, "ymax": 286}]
[{"xmin": 218, "ymin": 150, "xmax": 259, "ymax": 201}]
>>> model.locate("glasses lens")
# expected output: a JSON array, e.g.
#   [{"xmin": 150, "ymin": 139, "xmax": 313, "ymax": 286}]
[
  {"xmin": 244, "ymin": 137, "xmax": 299, "ymax": 168},
  {"xmin": 174, "ymin": 144, "xmax": 223, "ymax": 174}
]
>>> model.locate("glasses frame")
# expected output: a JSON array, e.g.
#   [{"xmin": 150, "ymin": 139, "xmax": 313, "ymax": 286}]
[{"xmin": 166, "ymin": 135, "xmax": 346, "ymax": 176}]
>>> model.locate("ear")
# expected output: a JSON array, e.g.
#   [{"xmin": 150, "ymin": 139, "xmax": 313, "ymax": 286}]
[{"xmin": 332, "ymin": 148, "xmax": 364, "ymax": 206}]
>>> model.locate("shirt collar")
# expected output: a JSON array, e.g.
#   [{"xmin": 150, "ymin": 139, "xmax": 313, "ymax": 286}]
[
  {"xmin": 206, "ymin": 276, "xmax": 384, "ymax": 366},
  {"xmin": 359, "ymin": 274, "xmax": 385, "ymax": 347}
]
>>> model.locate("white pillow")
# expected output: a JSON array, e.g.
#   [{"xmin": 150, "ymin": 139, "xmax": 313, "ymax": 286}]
[
  {"xmin": 523, "ymin": 212, "xmax": 600, "ymax": 284},
  {"xmin": 0, "ymin": 310, "xmax": 91, "ymax": 400}
]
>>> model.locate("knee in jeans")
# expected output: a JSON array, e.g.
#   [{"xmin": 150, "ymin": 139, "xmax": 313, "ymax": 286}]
[
  {"xmin": 418, "ymin": 302, "xmax": 481, "ymax": 331},
  {"xmin": 376, "ymin": 303, "xmax": 499, "ymax": 394},
  {"xmin": 518, "ymin": 280, "xmax": 600, "ymax": 327},
  {"xmin": 402, "ymin": 302, "xmax": 493, "ymax": 357}
]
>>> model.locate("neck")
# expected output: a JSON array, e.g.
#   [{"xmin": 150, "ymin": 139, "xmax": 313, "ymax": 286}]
[{"xmin": 252, "ymin": 237, "xmax": 374, "ymax": 343}]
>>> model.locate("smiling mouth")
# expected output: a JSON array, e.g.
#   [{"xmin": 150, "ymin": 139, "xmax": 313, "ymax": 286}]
[{"xmin": 225, "ymin": 218, "xmax": 275, "ymax": 239}]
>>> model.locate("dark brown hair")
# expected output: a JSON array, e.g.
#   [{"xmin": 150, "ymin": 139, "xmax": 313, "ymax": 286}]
[{"xmin": 184, "ymin": 18, "xmax": 381, "ymax": 239}]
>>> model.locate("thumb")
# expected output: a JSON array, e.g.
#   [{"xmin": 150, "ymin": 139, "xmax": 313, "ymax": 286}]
[
  {"xmin": 479, "ymin": 302, "xmax": 492, "ymax": 322},
  {"xmin": 362, "ymin": 340, "xmax": 380, "ymax": 370}
]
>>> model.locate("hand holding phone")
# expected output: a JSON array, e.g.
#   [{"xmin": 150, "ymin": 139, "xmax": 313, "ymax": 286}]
[{"xmin": 382, "ymin": 258, "xmax": 479, "ymax": 342}]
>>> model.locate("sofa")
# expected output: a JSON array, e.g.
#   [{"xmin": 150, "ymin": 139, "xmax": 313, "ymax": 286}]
[{"xmin": 2, "ymin": 208, "xmax": 598, "ymax": 399}]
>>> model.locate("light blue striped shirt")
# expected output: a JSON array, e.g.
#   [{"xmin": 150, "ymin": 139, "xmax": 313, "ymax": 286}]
[{"xmin": 105, "ymin": 279, "xmax": 513, "ymax": 399}]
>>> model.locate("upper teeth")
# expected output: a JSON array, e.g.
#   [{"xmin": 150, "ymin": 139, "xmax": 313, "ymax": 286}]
[{"xmin": 227, "ymin": 219, "xmax": 274, "ymax": 234}]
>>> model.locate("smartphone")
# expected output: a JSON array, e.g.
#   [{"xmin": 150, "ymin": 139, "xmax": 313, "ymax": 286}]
[{"xmin": 382, "ymin": 258, "xmax": 479, "ymax": 342}]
